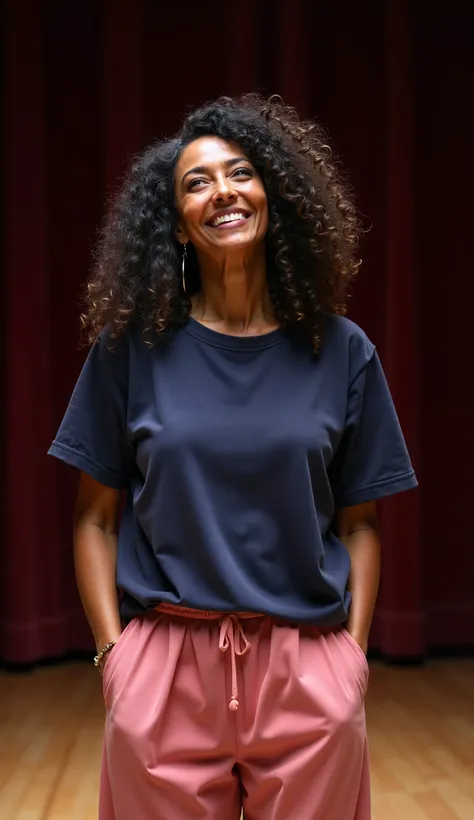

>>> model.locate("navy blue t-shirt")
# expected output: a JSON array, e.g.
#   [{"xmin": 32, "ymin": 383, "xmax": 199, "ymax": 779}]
[{"xmin": 48, "ymin": 315, "xmax": 417, "ymax": 625}]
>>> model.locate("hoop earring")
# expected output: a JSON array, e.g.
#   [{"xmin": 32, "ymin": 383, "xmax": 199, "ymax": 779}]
[{"xmin": 181, "ymin": 243, "xmax": 188, "ymax": 294}]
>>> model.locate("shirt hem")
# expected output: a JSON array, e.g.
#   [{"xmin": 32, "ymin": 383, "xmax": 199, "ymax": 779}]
[
  {"xmin": 48, "ymin": 441, "xmax": 127, "ymax": 490},
  {"xmin": 335, "ymin": 469, "xmax": 418, "ymax": 507},
  {"xmin": 119, "ymin": 592, "xmax": 351, "ymax": 627}
]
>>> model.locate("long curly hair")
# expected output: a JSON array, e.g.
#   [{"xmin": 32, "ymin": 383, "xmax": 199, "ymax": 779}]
[{"xmin": 83, "ymin": 94, "xmax": 363, "ymax": 353}]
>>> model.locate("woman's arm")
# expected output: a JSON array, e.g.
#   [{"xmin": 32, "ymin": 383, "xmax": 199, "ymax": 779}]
[
  {"xmin": 337, "ymin": 500, "xmax": 381, "ymax": 654},
  {"xmin": 74, "ymin": 471, "xmax": 123, "ymax": 653}
]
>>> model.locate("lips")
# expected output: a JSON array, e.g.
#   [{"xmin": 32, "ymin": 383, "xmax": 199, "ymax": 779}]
[{"xmin": 205, "ymin": 208, "xmax": 250, "ymax": 228}]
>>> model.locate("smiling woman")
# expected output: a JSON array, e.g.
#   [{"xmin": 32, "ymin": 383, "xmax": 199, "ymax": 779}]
[
  {"xmin": 83, "ymin": 94, "xmax": 362, "ymax": 349},
  {"xmin": 176, "ymin": 140, "xmax": 267, "ymax": 242},
  {"xmin": 48, "ymin": 94, "xmax": 417, "ymax": 820},
  {"xmin": 174, "ymin": 135, "xmax": 271, "ymax": 333}
]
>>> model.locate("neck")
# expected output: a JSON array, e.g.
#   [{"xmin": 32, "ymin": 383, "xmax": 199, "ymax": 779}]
[{"xmin": 191, "ymin": 245, "xmax": 277, "ymax": 334}]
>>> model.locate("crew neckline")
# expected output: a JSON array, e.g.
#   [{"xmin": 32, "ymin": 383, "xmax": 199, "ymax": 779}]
[{"xmin": 183, "ymin": 316, "xmax": 286, "ymax": 351}]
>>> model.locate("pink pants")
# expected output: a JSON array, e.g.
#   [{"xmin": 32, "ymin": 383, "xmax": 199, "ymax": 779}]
[{"xmin": 99, "ymin": 606, "xmax": 371, "ymax": 820}]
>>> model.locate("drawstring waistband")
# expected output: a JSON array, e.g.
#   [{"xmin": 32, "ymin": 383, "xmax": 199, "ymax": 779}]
[
  {"xmin": 218, "ymin": 615, "xmax": 251, "ymax": 710},
  {"xmin": 156, "ymin": 603, "xmax": 265, "ymax": 711}
]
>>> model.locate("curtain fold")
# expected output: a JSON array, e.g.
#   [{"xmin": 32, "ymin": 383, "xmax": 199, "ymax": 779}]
[{"xmin": 2, "ymin": 0, "xmax": 473, "ymax": 664}]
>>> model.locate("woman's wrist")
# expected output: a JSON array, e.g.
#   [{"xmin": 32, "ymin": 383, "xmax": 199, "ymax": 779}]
[
  {"xmin": 348, "ymin": 630, "xmax": 368, "ymax": 654},
  {"xmin": 93, "ymin": 616, "xmax": 122, "ymax": 652},
  {"xmin": 93, "ymin": 639, "xmax": 118, "ymax": 669},
  {"xmin": 95, "ymin": 631, "xmax": 121, "ymax": 653},
  {"xmin": 345, "ymin": 616, "xmax": 370, "ymax": 654}
]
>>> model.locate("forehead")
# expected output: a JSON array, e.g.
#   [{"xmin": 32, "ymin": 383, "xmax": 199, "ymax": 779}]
[{"xmin": 176, "ymin": 136, "xmax": 247, "ymax": 175}]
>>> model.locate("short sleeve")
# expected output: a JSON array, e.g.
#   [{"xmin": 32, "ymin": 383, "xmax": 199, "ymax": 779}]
[
  {"xmin": 330, "ymin": 349, "xmax": 418, "ymax": 507},
  {"xmin": 48, "ymin": 329, "xmax": 133, "ymax": 489}
]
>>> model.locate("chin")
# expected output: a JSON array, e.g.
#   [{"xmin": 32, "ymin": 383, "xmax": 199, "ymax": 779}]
[
  {"xmin": 219, "ymin": 240, "xmax": 260, "ymax": 253},
  {"xmin": 215, "ymin": 231, "xmax": 261, "ymax": 245}
]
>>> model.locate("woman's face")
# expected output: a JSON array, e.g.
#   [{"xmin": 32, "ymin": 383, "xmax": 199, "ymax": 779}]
[{"xmin": 174, "ymin": 136, "xmax": 269, "ymax": 257}]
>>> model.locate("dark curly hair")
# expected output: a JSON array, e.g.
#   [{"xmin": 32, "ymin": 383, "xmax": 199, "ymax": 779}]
[{"xmin": 83, "ymin": 94, "xmax": 363, "ymax": 353}]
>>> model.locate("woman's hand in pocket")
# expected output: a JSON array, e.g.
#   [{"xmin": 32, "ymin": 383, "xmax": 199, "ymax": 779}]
[
  {"xmin": 97, "ymin": 635, "xmax": 122, "ymax": 676},
  {"xmin": 347, "ymin": 629, "xmax": 368, "ymax": 656}
]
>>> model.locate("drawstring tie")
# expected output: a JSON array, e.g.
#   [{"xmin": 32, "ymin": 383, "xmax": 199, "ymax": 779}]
[
  {"xmin": 218, "ymin": 615, "xmax": 251, "ymax": 711},
  {"xmin": 156, "ymin": 603, "xmax": 264, "ymax": 712}
]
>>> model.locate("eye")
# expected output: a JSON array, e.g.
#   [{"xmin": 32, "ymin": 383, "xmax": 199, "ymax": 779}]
[
  {"xmin": 232, "ymin": 167, "xmax": 253, "ymax": 178},
  {"xmin": 188, "ymin": 177, "xmax": 207, "ymax": 190}
]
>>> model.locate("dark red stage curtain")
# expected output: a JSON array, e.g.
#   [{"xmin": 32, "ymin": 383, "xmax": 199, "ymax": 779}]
[{"xmin": 2, "ymin": 0, "xmax": 473, "ymax": 664}]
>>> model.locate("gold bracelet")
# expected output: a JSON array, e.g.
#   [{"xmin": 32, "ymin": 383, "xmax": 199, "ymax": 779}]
[{"xmin": 93, "ymin": 640, "xmax": 117, "ymax": 668}]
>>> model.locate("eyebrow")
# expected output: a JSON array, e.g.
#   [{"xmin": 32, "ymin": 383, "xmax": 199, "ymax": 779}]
[{"xmin": 181, "ymin": 157, "xmax": 250, "ymax": 185}]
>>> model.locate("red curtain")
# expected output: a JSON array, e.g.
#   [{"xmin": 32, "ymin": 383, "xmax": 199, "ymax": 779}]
[{"xmin": 2, "ymin": 0, "xmax": 473, "ymax": 664}]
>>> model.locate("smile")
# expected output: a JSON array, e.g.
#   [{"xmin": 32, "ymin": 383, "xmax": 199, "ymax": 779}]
[{"xmin": 207, "ymin": 211, "xmax": 251, "ymax": 228}]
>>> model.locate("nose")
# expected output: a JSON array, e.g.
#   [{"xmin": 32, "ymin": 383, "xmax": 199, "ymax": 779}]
[{"xmin": 212, "ymin": 175, "xmax": 238, "ymax": 205}]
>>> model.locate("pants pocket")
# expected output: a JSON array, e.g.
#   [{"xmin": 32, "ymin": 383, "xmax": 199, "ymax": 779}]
[
  {"xmin": 341, "ymin": 629, "xmax": 369, "ymax": 671},
  {"xmin": 339, "ymin": 628, "xmax": 369, "ymax": 698},
  {"xmin": 102, "ymin": 618, "xmax": 138, "ymax": 703}
]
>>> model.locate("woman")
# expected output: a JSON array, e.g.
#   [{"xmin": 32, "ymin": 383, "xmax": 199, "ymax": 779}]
[{"xmin": 49, "ymin": 94, "xmax": 417, "ymax": 820}]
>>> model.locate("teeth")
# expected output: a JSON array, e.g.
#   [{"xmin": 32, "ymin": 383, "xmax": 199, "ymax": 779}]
[{"xmin": 212, "ymin": 212, "xmax": 247, "ymax": 227}]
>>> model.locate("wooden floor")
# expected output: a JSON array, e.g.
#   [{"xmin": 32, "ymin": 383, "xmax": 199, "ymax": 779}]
[{"xmin": 0, "ymin": 659, "xmax": 473, "ymax": 819}]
